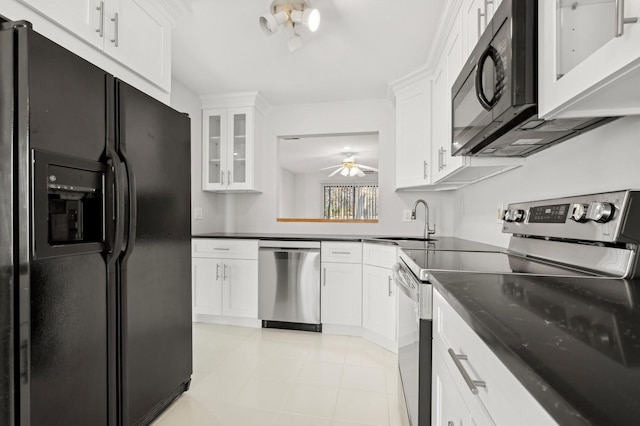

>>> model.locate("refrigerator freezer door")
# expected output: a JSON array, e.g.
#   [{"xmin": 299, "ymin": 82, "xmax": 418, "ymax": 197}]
[
  {"xmin": 116, "ymin": 81, "xmax": 192, "ymax": 425},
  {"xmin": 14, "ymin": 25, "xmax": 116, "ymax": 426}
]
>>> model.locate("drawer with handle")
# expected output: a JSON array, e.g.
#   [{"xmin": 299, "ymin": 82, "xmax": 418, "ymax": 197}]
[
  {"xmin": 433, "ymin": 289, "xmax": 557, "ymax": 426},
  {"xmin": 192, "ymin": 238, "xmax": 259, "ymax": 259},
  {"xmin": 321, "ymin": 242, "xmax": 362, "ymax": 263}
]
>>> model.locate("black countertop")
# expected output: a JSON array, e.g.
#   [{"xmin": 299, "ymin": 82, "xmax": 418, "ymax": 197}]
[
  {"xmin": 192, "ymin": 233, "xmax": 504, "ymax": 252},
  {"xmin": 430, "ymin": 271, "xmax": 640, "ymax": 426}
]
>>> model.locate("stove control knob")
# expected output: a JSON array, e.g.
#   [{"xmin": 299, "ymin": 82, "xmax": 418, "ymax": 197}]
[
  {"xmin": 502, "ymin": 210, "xmax": 512, "ymax": 222},
  {"xmin": 570, "ymin": 203, "xmax": 588, "ymax": 222},
  {"xmin": 586, "ymin": 202, "xmax": 615, "ymax": 223},
  {"xmin": 510, "ymin": 209, "xmax": 525, "ymax": 223}
]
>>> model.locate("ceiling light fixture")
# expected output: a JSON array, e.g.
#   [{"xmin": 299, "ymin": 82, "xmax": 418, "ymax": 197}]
[
  {"xmin": 259, "ymin": 0, "xmax": 320, "ymax": 52},
  {"xmin": 321, "ymin": 154, "xmax": 379, "ymax": 178}
]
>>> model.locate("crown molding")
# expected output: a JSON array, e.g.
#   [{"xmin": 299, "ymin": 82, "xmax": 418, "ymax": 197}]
[{"xmin": 201, "ymin": 92, "xmax": 272, "ymax": 115}]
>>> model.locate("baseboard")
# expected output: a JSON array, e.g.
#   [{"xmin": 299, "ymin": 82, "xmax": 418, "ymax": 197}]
[
  {"xmin": 322, "ymin": 324, "xmax": 364, "ymax": 337},
  {"xmin": 193, "ymin": 314, "xmax": 261, "ymax": 328}
]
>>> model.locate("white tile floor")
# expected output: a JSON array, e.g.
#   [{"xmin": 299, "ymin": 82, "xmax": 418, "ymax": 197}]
[{"xmin": 152, "ymin": 323, "xmax": 411, "ymax": 426}]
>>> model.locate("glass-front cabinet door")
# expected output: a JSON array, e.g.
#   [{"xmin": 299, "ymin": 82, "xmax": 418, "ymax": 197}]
[
  {"xmin": 539, "ymin": 0, "xmax": 640, "ymax": 118},
  {"xmin": 202, "ymin": 106, "xmax": 255, "ymax": 191},
  {"xmin": 227, "ymin": 108, "xmax": 253, "ymax": 190},
  {"xmin": 202, "ymin": 108, "xmax": 227, "ymax": 190}
]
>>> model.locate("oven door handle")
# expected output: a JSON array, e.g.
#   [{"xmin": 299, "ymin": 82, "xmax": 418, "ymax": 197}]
[
  {"xmin": 475, "ymin": 44, "xmax": 501, "ymax": 111},
  {"xmin": 391, "ymin": 263, "xmax": 419, "ymax": 302}
]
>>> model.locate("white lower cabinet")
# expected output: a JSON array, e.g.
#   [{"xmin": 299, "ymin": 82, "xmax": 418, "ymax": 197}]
[
  {"xmin": 362, "ymin": 264, "xmax": 397, "ymax": 344},
  {"xmin": 220, "ymin": 259, "xmax": 258, "ymax": 318},
  {"xmin": 433, "ymin": 289, "xmax": 557, "ymax": 426},
  {"xmin": 321, "ymin": 242, "xmax": 363, "ymax": 327},
  {"xmin": 362, "ymin": 243, "xmax": 398, "ymax": 348},
  {"xmin": 321, "ymin": 262, "xmax": 362, "ymax": 327},
  {"xmin": 192, "ymin": 257, "xmax": 258, "ymax": 319},
  {"xmin": 192, "ymin": 257, "xmax": 223, "ymax": 315},
  {"xmin": 191, "ymin": 239, "xmax": 259, "ymax": 322},
  {"xmin": 433, "ymin": 349, "xmax": 490, "ymax": 426}
]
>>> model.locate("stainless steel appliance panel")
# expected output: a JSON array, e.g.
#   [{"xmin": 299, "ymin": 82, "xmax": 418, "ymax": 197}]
[
  {"xmin": 259, "ymin": 242, "xmax": 320, "ymax": 325},
  {"xmin": 393, "ymin": 261, "xmax": 432, "ymax": 426}
]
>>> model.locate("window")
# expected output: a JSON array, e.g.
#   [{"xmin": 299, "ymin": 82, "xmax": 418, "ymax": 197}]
[{"xmin": 323, "ymin": 183, "xmax": 378, "ymax": 220}]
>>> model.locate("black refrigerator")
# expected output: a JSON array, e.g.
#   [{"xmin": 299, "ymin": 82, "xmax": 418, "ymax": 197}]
[{"xmin": 0, "ymin": 20, "xmax": 192, "ymax": 426}]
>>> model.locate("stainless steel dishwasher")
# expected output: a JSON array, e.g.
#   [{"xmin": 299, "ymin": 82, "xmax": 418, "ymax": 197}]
[{"xmin": 258, "ymin": 240, "xmax": 321, "ymax": 331}]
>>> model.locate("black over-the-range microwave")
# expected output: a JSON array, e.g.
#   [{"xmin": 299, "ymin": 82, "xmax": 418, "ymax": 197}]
[{"xmin": 451, "ymin": 0, "xmax": 616, "ymax": 157}]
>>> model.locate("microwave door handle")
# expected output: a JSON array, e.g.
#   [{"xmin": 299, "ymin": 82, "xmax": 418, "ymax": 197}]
[{"xmin": 475, "ymin": 45, "xmax": 498, "ymax": 111}]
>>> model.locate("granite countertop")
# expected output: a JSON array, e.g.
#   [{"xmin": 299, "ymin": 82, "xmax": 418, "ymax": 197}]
[
  {"xmin": 192, "ymin": 233, "xmax": 504, "ymax": 252},
  {"xmin": 430, "ymin": 271, "xmax": 640, "ymax": 426}
]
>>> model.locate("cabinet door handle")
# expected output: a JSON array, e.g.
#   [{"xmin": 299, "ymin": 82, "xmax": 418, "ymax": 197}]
[
  {"xmin": 442, "ymin": 148, "xmax": 447, "ymax": 169},
  {"xmin": 216, "ymin": 263, "xmax": 220, "ymax": 280},
  {"xmin": 96, "ymin": 1, "xmax": 104, "ymax": 37},
  {"xmin": 110, "ymin": 13, "xmax": 119, "ymax": 47},
  {"xmin": 323, "ymin": 267, "xmax": 327, "ymax": 286},
  {"xmin": 221, "ymin": 171, "xmax": 224, "ymax": 185},
  {"xmin": 228, "ymin": 170, "xmax": 231, "ymax": 184},
  {"xmin": 212, "ymin": 247, "xmax": 230, "ymax": 251},
  {"xmin": 331, "ymin": 251, "xmax": 351, "ymax": 255},
  {"xmin": 423, "ymin": 160, "xmax": 428, "ymax": 180},
  {"xmin": 447, "ymin": 348, "xmax": 486, "ymax": 394},
  {"xmin": 616, "ymin": 0, "xmax": 638, "ymax": 37},
  {"xmin": 477, "ymin": 7, "xmax": 484, "ymax": 39},
  {"xmin": 484, "ymin": 0, "xmax": 494, "ymax": 27},
  {"xmin": 223, "ymin": 264, "xmax": 228, "ymax": 280},
  {"xmin": 388, "ymin": 276, "xmax": 393, "ymax": 296}
]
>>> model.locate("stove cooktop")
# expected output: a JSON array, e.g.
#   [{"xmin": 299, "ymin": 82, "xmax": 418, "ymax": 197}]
[{"xmin": 400, "ymin": 249, "xmax": 601, "ymax": 282}]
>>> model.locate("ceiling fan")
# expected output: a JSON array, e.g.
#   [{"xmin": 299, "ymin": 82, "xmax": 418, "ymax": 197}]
[{"xmin": 321, "ymin": 154, "xmax": 378, "ymax": 178}]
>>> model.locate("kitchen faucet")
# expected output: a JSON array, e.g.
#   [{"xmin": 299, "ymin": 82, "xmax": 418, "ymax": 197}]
[{"xmin": 411, "ymin": 199, "xmax": 436, "ymax": 240}]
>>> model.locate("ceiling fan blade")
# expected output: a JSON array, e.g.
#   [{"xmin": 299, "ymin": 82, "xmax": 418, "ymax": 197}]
[
  {"xmin": 320, "ymin": 164, "xmax": 342, "ymax": 170},
  {"xmin": 356, "ymin": 169, "xmax": 366, "ymax": 177},
  {"xmin": 358, "ymin": 164, "xmax": 379, "ymax": 171},
  {"xmin": 328, "ymin": 167, "xmax": 343, "ymax": 177}
]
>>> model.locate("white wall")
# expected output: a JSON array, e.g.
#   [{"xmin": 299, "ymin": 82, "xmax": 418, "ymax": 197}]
[
  {"xmin": 170, "ymin": 79, "xmax": 219, "ymax": 234},
  {"xmin": 212, "ymin": 99, "xmax": 454, "ymax": 237},
  {"xmin": 453, "ymin": 116, "xmax": 640, "ymax": 247},
  {"xmin": 280, "ymin": 168, "xmax": 295, "ymax": 217}
]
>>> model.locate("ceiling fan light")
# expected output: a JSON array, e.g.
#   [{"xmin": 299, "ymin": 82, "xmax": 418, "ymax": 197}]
[
  {"xmin": 306, "ymin": 9, "xmax": 321, "ymax": 32},
  {"xmin": 290, "ymin": 8, "xmax": 321, "ymax": 32},
  {"xmin": 284, "ymin": 21, "xmax": 303, "ymax": 51},
  {"xmin": 349, "ymin": 167, "xmax": 359, "ymax": 177},
  {"xmin": 340, "ymin": 168, "xmax": 349, "ymax": 176},
  {"xmin": 259, "ymin": 13, "xmax": 280, "ymax": 35}
]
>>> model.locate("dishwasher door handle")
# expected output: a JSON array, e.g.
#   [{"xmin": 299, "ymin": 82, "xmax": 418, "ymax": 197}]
[{"xmin": 259, "ymin": 247, "xmax": 320, "ymax": 253}]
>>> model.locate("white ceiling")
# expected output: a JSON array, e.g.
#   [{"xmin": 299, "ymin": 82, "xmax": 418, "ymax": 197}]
[
  {"xmin": 278, "ymin": 133, "xmax": 379, "ymax": 174},
  {"xmin": 172, "ymin": 0, "xmax": 445, "ymax": 105}
]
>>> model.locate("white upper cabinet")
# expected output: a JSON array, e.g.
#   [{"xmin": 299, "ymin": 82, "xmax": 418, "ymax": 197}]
[
  {"xmin": 392, "ymin": 71, "xmax": 433, "ymax": 189},
  {"xmin": 103, "ymin": 0, "xmax": 171, "ymax": 91},
  {"xmin": 201, "ymin": 93, "xmax": 267, "ymax": 192},
  {"xmin": 17, "ymin": 0, "xmax": 172, "ymax": 91},
  {"xmin": 539, "ymin": 0, "xmax": 640, "ymax": 118},
  {"xmin": 17, "ymin": 0, "xmax": 103, "ymax": 47},
  {"xmin": 431, "ymin": 11, "xmax": 466, "ymax": 183},
  {"xmin": 392, "ymin": 0, "xmax": 521, "ymax": 191}
]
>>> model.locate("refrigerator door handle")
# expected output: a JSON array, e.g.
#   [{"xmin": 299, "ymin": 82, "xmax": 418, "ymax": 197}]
[
  {"xmin": 106, "ymin": 144, "xmax": 125, "ymax": 263},
  {"xmin": 120, "ymin": 148, "xmax": 137, "ymax": 263}
]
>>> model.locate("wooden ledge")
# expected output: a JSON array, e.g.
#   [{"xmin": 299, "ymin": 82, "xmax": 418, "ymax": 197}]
[{"xmin": 276, "ymin": 218, "xmax": 378, "ymax": 223}]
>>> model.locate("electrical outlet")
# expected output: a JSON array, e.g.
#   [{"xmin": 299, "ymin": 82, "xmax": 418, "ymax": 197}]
[
  {"xmin": 194, "ymin": 206, "xmax": 203, "ymax": 220},
  {"xmin": 403, "ymin": 209, "xmax": 413, "ymax": 222}
]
